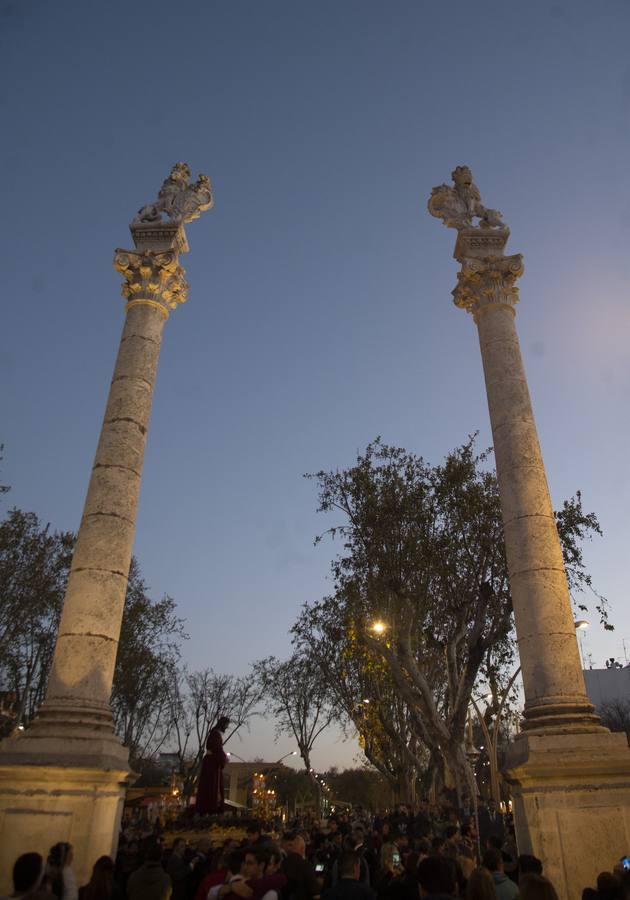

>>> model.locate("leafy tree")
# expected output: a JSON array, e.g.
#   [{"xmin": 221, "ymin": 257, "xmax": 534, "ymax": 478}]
[
  {"xmin": 0, "ymin": 509, "xmax": 73, "ymax": 730},
  {"xmin": 0, "ymin": 508, "xmax": 188, "ymax": 757},
  {"xmin": 324, "ymin": 766, "xmax": 392, "ymax": 811},
  {"xmin": 306, "ymin": 437, "xmax": 605, "ymax": 803},
  {"xmin": 294, "ymin": 601, "xmax": 428, "ymax": 802},
  {"xmin": 268, "ymin": 766, "xmax": 317, "ymax": 816}
]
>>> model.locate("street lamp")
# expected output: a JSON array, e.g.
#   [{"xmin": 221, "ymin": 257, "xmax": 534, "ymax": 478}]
[
  {"xmin": 226, "ymin": 751, "xmax": 248, "ymax": 763},
  {"xmin": 370, "ymin": 621, "xmax": 387, "ymax": 635},
  {"xmin": 574, "ymin": 620, "xmax": 589, "ymax": 667},
  {"xmin": 274, "ymin": 750, "xmax": 298, "ymax": 764}
]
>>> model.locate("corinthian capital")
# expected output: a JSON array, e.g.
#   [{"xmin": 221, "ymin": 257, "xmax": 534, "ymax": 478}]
[
  {"xmin": 113, "ymin": 249, "xmax": 189, "ymax": 318},
  {"xmin": 453, "ymin": 254, "xmax": 524, "ymax": 317}
]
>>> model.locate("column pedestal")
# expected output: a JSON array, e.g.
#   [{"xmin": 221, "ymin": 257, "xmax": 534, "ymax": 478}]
[
  {"xmin": 505, "ymin": 732, "xmax": 630, "ymax": 900},
  {"xmin": 0, "ymin": 762, "xmax": 129, "ymax": 892}
]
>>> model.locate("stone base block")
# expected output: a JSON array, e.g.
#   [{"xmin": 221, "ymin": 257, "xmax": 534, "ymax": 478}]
[
  {"xmin": 0, "ymin": 730, "xmax": 131, "ymax": 893},
  {"xmin": 504, "ymin": 730, "xmax": 630, "ymax": 900}
]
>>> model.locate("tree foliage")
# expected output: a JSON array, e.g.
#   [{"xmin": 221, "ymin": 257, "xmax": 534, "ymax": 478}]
[
  {"xmin": 294, "ymin": 601, "xmax": 428, "ymax": 800},
  {"xmin": 0, "ymin": 509, "xmax": 73, "ymax": 730},
  {"xmin": 304, "ymin": 437, "xmax": 605, "ymax": 802},
  {"xmin": 0, "ymin": 507, "xmax": 189, "ymax": 757}
]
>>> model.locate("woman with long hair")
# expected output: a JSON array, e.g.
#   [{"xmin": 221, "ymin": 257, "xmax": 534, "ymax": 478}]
[{"xmin": 79, "ymin": 856, "xmax": 122, "ymax": 900}]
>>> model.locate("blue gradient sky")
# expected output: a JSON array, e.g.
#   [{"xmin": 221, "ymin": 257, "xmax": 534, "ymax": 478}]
[{"xmin": 2, "ymin": 0, "xmax": 630, "ymax": 768}]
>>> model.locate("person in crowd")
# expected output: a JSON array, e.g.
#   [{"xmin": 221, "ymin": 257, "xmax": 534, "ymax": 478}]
[
  {"xmin": 465, "ymin": 866, "xmax": 497, "ymax": 900},
  {"xmin": 329, "ymin": 835, "xmax": 370, "ymax": 887},
  {"xmin": 195, "ymin": 847, "xmax": 232, "ymax": 900},
  {"xmin": 478, "ymin": 802, "xmax": 505, "ymax": 847},
  {"xmin": 115, "ymin": 839, "xmax": 140, "ymax": 895},
  {"xmin": 79, "ymin": 856, "xmax": 121, "ymax": 900},
  {"xmin": 246, "ymin": 824, "xmax": 273, "ymax": 847},
  {"xmin": 233, "ymin": 845, "xmax": 287, "ymax": 900},
  {"xmin": 47, "ymin": 843, "xmax": 78, "ymax": 900},
  {"xmin": 4, "ymin": 852, "xmax": 49, "ymax": 900},
  {"xmin": 126, "ymin": 839, "xmax": 172, "ymax": 900},
  {"xmin": 458, "ymin": 825, "xmax": 476, "ymax": 862},
  {"xmin": 481, "ymin": 849, "xmax": 518, "ymax": 900},
  {"xmin": 414, "ymin": 804, "xmax": 432, "ymax": 840},
  {"xmin": 417, "ymin": 855, "xmax": 458, "ymax": 900},
  {"xmin": 208, "ymin": 849, "xmax": 248, "ymax": 900},
  {"xmin": 282, "ymin": 832, "xmax": 319, "ymax": 900},
  {"xmin": 196, "ymin": 715, "xmax": 230, "ymax": 815},
  {"xmin": 519, "ymin": 874, "xmax": 559, "ymax": 900},
  {"xmin": 187, "ymin": 838, "xmax": 213, "ymax": 897},
  {"xmin": 582, "ymin": 872, "xmax": 623, "ymax": 900},
  {"xmin": 375, "ymin": 844, "xmax": 403, "ymax": 900},
  {"xmin": 167, "ymin": 839, "xmax": 191, "ymax": 900},
  {"xmin": 515, "ymin": 856, "xmax": 542, "ymax": 885},
  {"xmin": 322, "ymin": 851, "xmax": 376, "ymax": 900}
]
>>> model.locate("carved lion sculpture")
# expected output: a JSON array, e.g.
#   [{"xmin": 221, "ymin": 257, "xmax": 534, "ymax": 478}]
[
  {"xmin": 133, "ymin": 163, "xmax": 213, "ymax": 225},
  {"xmin": 428, "ymin": 165, "xmax": 505, "ymax": 231}
]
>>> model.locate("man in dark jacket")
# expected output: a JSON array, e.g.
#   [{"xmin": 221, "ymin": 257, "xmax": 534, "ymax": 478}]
[
  {"xmin": 127, "ymin": 840, "xmax": 172, "ymax": 900},
  {"xmin": 322, "ymin": 851, "xmax": 375, "ymax": 900},
  {"xmin": 282, "ymin": 833, "xmax": 319, "ymax": 900}
]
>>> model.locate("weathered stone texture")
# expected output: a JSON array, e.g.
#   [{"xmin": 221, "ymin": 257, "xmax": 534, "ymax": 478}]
[{"xmin": 0, "ymin": 164, "xmax": 212, "ymax": 892}]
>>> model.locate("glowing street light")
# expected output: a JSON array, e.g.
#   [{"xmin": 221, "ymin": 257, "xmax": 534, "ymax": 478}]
[
  {"xmin": 275, "ymin": 750, "xmax": 298, "ymax": 764},
  {"xmin": 371, "ymin": 621, "xmax": 388, "ymax": 635}
]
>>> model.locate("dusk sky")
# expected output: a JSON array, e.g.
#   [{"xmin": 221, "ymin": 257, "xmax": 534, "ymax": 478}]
[{"xmin": 2, "ymin": 0, "xmax": 630, "ymax": 769}]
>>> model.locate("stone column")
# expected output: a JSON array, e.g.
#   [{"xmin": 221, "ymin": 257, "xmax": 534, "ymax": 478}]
[
  {"xmin": 428, "ymin": 168, "xmax": 630, "ymax": 900},
  {"xmin": 0, "ymin": 164, "xmax": 212, "ymax": 891},
  {"xmin": 452, "ymin": 240, "xmax": 598, "ymax": 732}
]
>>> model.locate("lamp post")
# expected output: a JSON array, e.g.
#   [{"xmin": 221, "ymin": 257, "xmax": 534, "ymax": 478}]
[
  {"xmin": 275, "ymin": 750, "xmax": 298, "ymax": 764},
  {"xmin": 575, "ymin": 620, "xmax": 589, "ymax": 668}
]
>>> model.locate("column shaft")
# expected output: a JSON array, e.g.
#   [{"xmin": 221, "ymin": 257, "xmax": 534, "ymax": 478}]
[
  {"xmin": 474, "ymin": 304, "xmax": 598, "ymax": 730},
  {"xmin": 42, "ymin": 303, "xmax": 165, "ymax": 720}
]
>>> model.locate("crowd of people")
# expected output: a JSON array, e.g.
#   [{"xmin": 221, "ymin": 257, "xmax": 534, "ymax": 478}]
[{"xmin": 5, "ymin": 803, "xmax": 630, "ymax": 900}]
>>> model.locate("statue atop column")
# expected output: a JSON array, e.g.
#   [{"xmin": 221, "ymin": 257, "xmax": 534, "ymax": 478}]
[
  {"xmin": 133, "ymin": 162, "xmax": 214, "ymax": 226},
  {"xmin": 427, "ymin": 165, "xmax": 521, "ymax": 310},
  {"xmin": 428, "ymin": 165, "xmax": 506, "ymax": 231}
]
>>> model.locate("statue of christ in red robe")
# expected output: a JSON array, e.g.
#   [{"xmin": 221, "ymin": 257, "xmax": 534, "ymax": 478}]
[{"xmin": 195, "ymin": 715, "xmax": 230, "ymax": 815}]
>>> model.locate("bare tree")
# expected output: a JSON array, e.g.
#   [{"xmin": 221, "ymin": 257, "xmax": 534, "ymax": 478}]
[
  {"xmin": 168, "ymin": 668, "xmax": 260, "ymax": 796},
  {"xmin": 599, "ymin": 699, "xmax": 630, "ymax": 743},
  {"xmin": 255, "ymin": 652, "xmax": 338, "ymax": 803}
]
